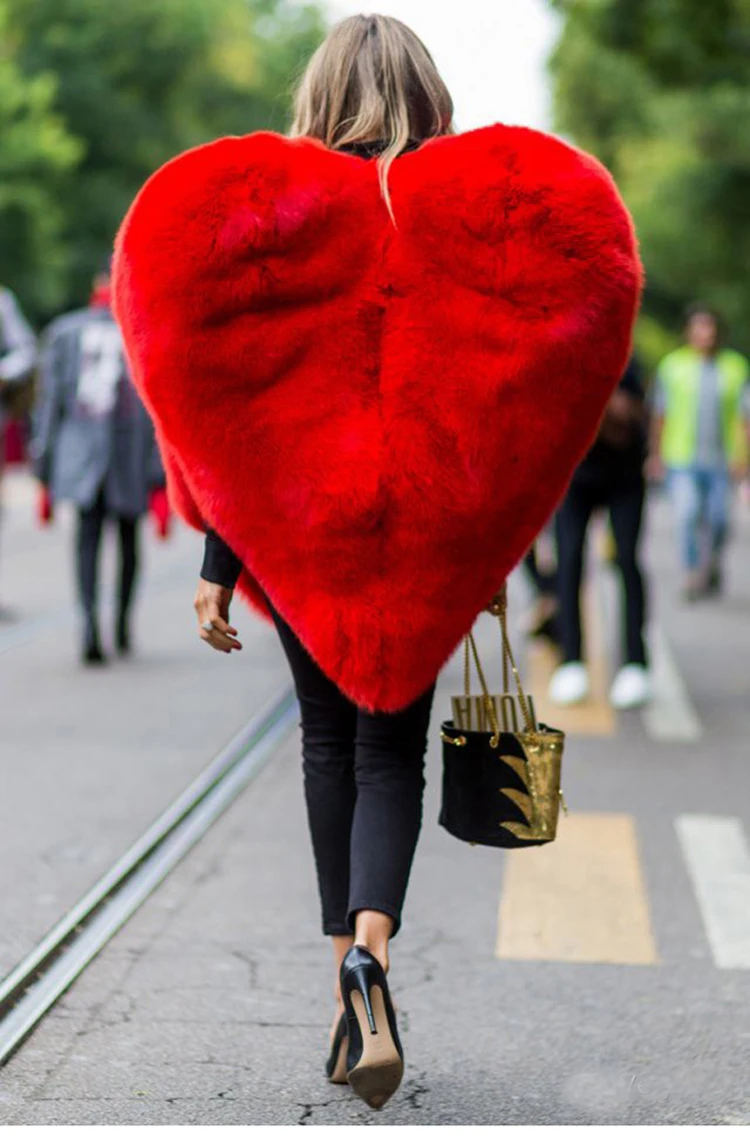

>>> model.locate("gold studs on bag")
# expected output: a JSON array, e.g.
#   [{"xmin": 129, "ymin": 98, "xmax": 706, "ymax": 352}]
[{"xmin": 440, "ymin": 729, "xmax": 467, "ymax": 747}]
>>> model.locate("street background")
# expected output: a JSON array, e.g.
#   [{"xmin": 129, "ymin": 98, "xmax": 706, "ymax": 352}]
[
  {"xmin": 0, "ymin": 469, "xmax": 749, "ymax": 1125},
  {"xmin": 2, "ymin": 0, "xmax": 750, "ymax": 1126}
]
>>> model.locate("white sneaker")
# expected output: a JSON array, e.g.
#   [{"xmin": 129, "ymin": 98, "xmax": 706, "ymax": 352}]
[
  {"xmin": 549, "ymin": 662, "xmax": 590, "ymax": 706},
  {"xmin": 610, "ymin": 664, "xmax": 652, "ymax": 710}
]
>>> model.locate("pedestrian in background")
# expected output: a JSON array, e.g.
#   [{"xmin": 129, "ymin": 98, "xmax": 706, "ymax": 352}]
[
  {"xmin": 0, "ymin": 285, "xmax": 37, "ymax": 616},
  {"xmin": 32, "ymin": 264, "xmax": 168, "ymax": 663},
  {"xmin": 648, "ymin": 304, "xmax": 750, "ymax": 599},
  {"xmin": 550, "ymin": 358, "xmax": 651, "ymax": 709}
]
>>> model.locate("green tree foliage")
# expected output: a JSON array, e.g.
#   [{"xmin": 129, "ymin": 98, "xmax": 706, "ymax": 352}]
[
  {"xmin": 0, "ymin": 0, "xmax": 82, "ymax": 312},
  {"xmin": 549, "ymin": 0, "xmax": 750, "ymax": 364},
  {"xmin": 2, "ymin": 0, "xmax": 325, "ymax": 320}
]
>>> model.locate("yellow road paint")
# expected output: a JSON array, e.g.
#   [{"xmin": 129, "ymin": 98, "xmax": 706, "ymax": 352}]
[
  {"xmin": 496, "ymin": 813, "xmax": 659, "ymax": 965},
  {"xmin": 527, "ymin": 576, "xmax": 616, "ymax": 737}
]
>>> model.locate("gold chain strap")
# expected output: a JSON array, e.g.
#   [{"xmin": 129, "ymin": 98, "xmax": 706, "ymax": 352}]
[
  {"xmin": 497, "ymin": 606, "xmax": 536, "ymax": 736},
  {"xmin": 463, "ymin": 603, "xmax": 536, "ymax": 739},
  {"xmin": 463, "ymin": 634, "xmax": 471, "ymax": 701},
  {"xmin": 467, "ymin": 632, "xmax": 501, "ymax": 747},
  {"xmin": 503, "ymin": 624, "xmax": 510, "ymax": 694}
]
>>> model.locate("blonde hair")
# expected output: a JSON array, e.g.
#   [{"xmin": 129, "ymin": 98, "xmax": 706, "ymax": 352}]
[{"xmin": 291, "ymin": 14, "xmax": 454, "ymax": 215}]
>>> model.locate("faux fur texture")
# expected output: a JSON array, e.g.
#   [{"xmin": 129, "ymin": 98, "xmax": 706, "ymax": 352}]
[{"xmin": 113, "ymin": 125, "xmax": 641, "ymax": 711}]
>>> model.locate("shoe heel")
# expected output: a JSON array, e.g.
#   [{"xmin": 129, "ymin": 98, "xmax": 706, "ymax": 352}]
[{"xmin": 350, "ymin": 965, "xmax": 378, "ymax": 1034}]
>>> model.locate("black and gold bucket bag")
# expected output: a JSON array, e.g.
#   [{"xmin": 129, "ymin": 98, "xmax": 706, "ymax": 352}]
[{"xmin": 439, "ymin": 606, "xmax": 567, "ymax": 848}]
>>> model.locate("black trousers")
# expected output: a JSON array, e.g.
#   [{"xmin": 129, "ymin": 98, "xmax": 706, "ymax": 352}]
[
  {"xmin": 269, "ymin": 604, "xmax": 435, "ymax": 938},
  {"xmin": 555, "ymin": 476, "xmax": 647, "ymax": 667},
  {"xmin": 77, "ymin": 489, "xmax": 140, "ymax": 623}
]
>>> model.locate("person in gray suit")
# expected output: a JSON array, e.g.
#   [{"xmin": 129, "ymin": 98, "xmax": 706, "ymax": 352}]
[
  {"xmin": 0, "ymin": 285, "xmax": 38, "ymax": 614},
  {"xmin": 32, "ymin": 266, "xmax": 166, "ymax": 663}
]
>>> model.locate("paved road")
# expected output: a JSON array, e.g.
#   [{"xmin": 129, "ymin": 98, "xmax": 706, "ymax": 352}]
[{"xmin": 1, "ymin": 471, "xmax": 749, "ymax": 1125}]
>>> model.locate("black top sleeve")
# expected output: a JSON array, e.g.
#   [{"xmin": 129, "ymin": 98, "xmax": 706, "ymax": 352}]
[{"xmin": 201, "ymin": 529, "xmax": 243, "ymax": 589}]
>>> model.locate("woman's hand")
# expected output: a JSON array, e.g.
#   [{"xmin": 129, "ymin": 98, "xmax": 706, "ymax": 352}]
[
  {"xmin": 194, "ymin": 578, "xmax": 243, "ymax": 654},
  {"xmin": 486, "ymin": 582, "xmax": 507, "ymax": 615}
]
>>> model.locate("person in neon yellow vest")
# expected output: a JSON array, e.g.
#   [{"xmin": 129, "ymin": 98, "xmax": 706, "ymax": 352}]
[{"xmin": 649, "ymin": 305, "xmax": 750, "ymax": 599}]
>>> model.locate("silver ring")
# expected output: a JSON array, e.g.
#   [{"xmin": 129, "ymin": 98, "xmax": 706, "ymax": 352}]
[{"xmin": 201, "ymin": 620, "xmax": 215, "ymax": 633}]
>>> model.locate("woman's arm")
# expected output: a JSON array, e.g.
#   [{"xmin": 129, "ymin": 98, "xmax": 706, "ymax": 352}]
[
  {"xmin": 194, "ymin": 530, "xmax": 244, "ymax": 654},
  {"xmin": 201, "ymin": 529, "xmax": 243, "ymax": 588}
]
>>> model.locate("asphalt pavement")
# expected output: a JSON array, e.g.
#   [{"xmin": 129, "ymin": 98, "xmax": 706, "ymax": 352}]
[{"xmin": 1, "ymin": 469, "xmax": 749, "ymax": 1126}]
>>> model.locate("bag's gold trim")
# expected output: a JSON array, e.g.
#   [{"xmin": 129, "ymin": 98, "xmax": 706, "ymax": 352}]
[
  {"xmin": 500, "ymin": 821, "xmax": 548, "ymax": 842},
  {"xmin": 440, "ymin": 729, "xmax": 467, "ymax": 747},
  {"xmin": 499, "ymin": 784, "xmax": 533, "ymax": 822},
  {"xmin": 500, "ymin": 732, "xmax": 565, "ymax": 841}
]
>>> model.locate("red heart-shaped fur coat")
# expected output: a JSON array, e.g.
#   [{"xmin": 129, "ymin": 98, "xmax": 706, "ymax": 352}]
[{"xmin": 113, "ymin": 126, "xmax": 641, "ymax": 711}]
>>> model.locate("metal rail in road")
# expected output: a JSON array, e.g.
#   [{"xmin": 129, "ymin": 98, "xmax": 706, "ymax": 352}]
[{"xmin": 0, "ymin": 686, "xmax": 298, "ymax": 1066}]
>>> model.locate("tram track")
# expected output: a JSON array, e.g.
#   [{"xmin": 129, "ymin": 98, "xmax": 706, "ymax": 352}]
[{"xmin": 0, "ymin": 686, "xmax": 297, "ymax": 1066}]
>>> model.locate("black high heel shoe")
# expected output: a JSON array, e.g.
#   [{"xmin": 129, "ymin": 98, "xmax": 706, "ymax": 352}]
[
  {"xmin": 340, "ymin": 945, "xmax": 403, "ymax": 1110},
  {"xmin": 326, "ymin": 1012, "xmax": 349, "ymax": 1084}
]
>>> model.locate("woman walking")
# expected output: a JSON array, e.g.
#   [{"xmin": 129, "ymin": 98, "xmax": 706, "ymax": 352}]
[{"xmin": 113, "ymin": 14, "xmax": 640, "ymax": 1110}]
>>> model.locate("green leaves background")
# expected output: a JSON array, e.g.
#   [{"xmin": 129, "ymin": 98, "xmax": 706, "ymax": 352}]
[
  {"xmin": 0, "ymin": 0, "xmax": 325, "ymax": 321},
  {"xmin": 549, "ymin": 0, "xmax": 750, "ymax": 364}
]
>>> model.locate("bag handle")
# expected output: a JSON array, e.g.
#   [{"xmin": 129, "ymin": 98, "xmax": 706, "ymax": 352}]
[
  {"xmin": 497, "ymin": 604, "xmax": 536, "ymax": 736},
  {"xmin": 462, "ymin": 601, "xmax": 536, "ymax": 743},
  {"xmin": 464, "ymin": 632, "xmax": 501, "ymax": 746}
]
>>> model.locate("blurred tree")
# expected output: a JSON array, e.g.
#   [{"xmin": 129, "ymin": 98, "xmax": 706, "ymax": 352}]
[
  {"xmin": 549, "ymin": 0, "xmax": 750, "ymax": 366},
  {"xmin": 0, "ymin": 0, "xmax": 82, "ymax": 312},
  {"xmin": 3, "ymin": 0, "xmax": 325, "ymax": 320}
]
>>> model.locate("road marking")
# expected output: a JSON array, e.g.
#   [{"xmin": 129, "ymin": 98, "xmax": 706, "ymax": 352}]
[
  {"xmin": 642, "ymin": 624, "xmax": 703, "ymax": 743},
  {"xmin": 496, "ymin": 813, "xmax": 659, "ymax": 964},
  {"xmin": 676, "ymin": 815, "xmax": 750, "ymax": 969},
  {"xmin": 527, "ymin": 576, "xmax": 616, "ymax": 737}
]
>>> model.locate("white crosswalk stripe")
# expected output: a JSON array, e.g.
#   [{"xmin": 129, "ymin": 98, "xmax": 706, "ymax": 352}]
[
  {"xmin": 642, "ymin": 624, "xmax": 703, "ymax": 743},
  {"xmin": 497, "ymin": 812, "xmax": 750, "ymax": 968},
  {"xmin": 676, "ymin": 814, "xmax": 750, "ymax": 970}
]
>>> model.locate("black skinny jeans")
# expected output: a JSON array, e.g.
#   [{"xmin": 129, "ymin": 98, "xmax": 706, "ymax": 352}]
[
  {"xmin": 269, "ymin": 604, "xmax": 435, "ymax": 939},
  {"xmin": 556, "ymin": 475, "xmax": 647, "ymax": 667},
  {"xmin": 77, "ymin": 488, "xmax": 139, "ymax": 623}
]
